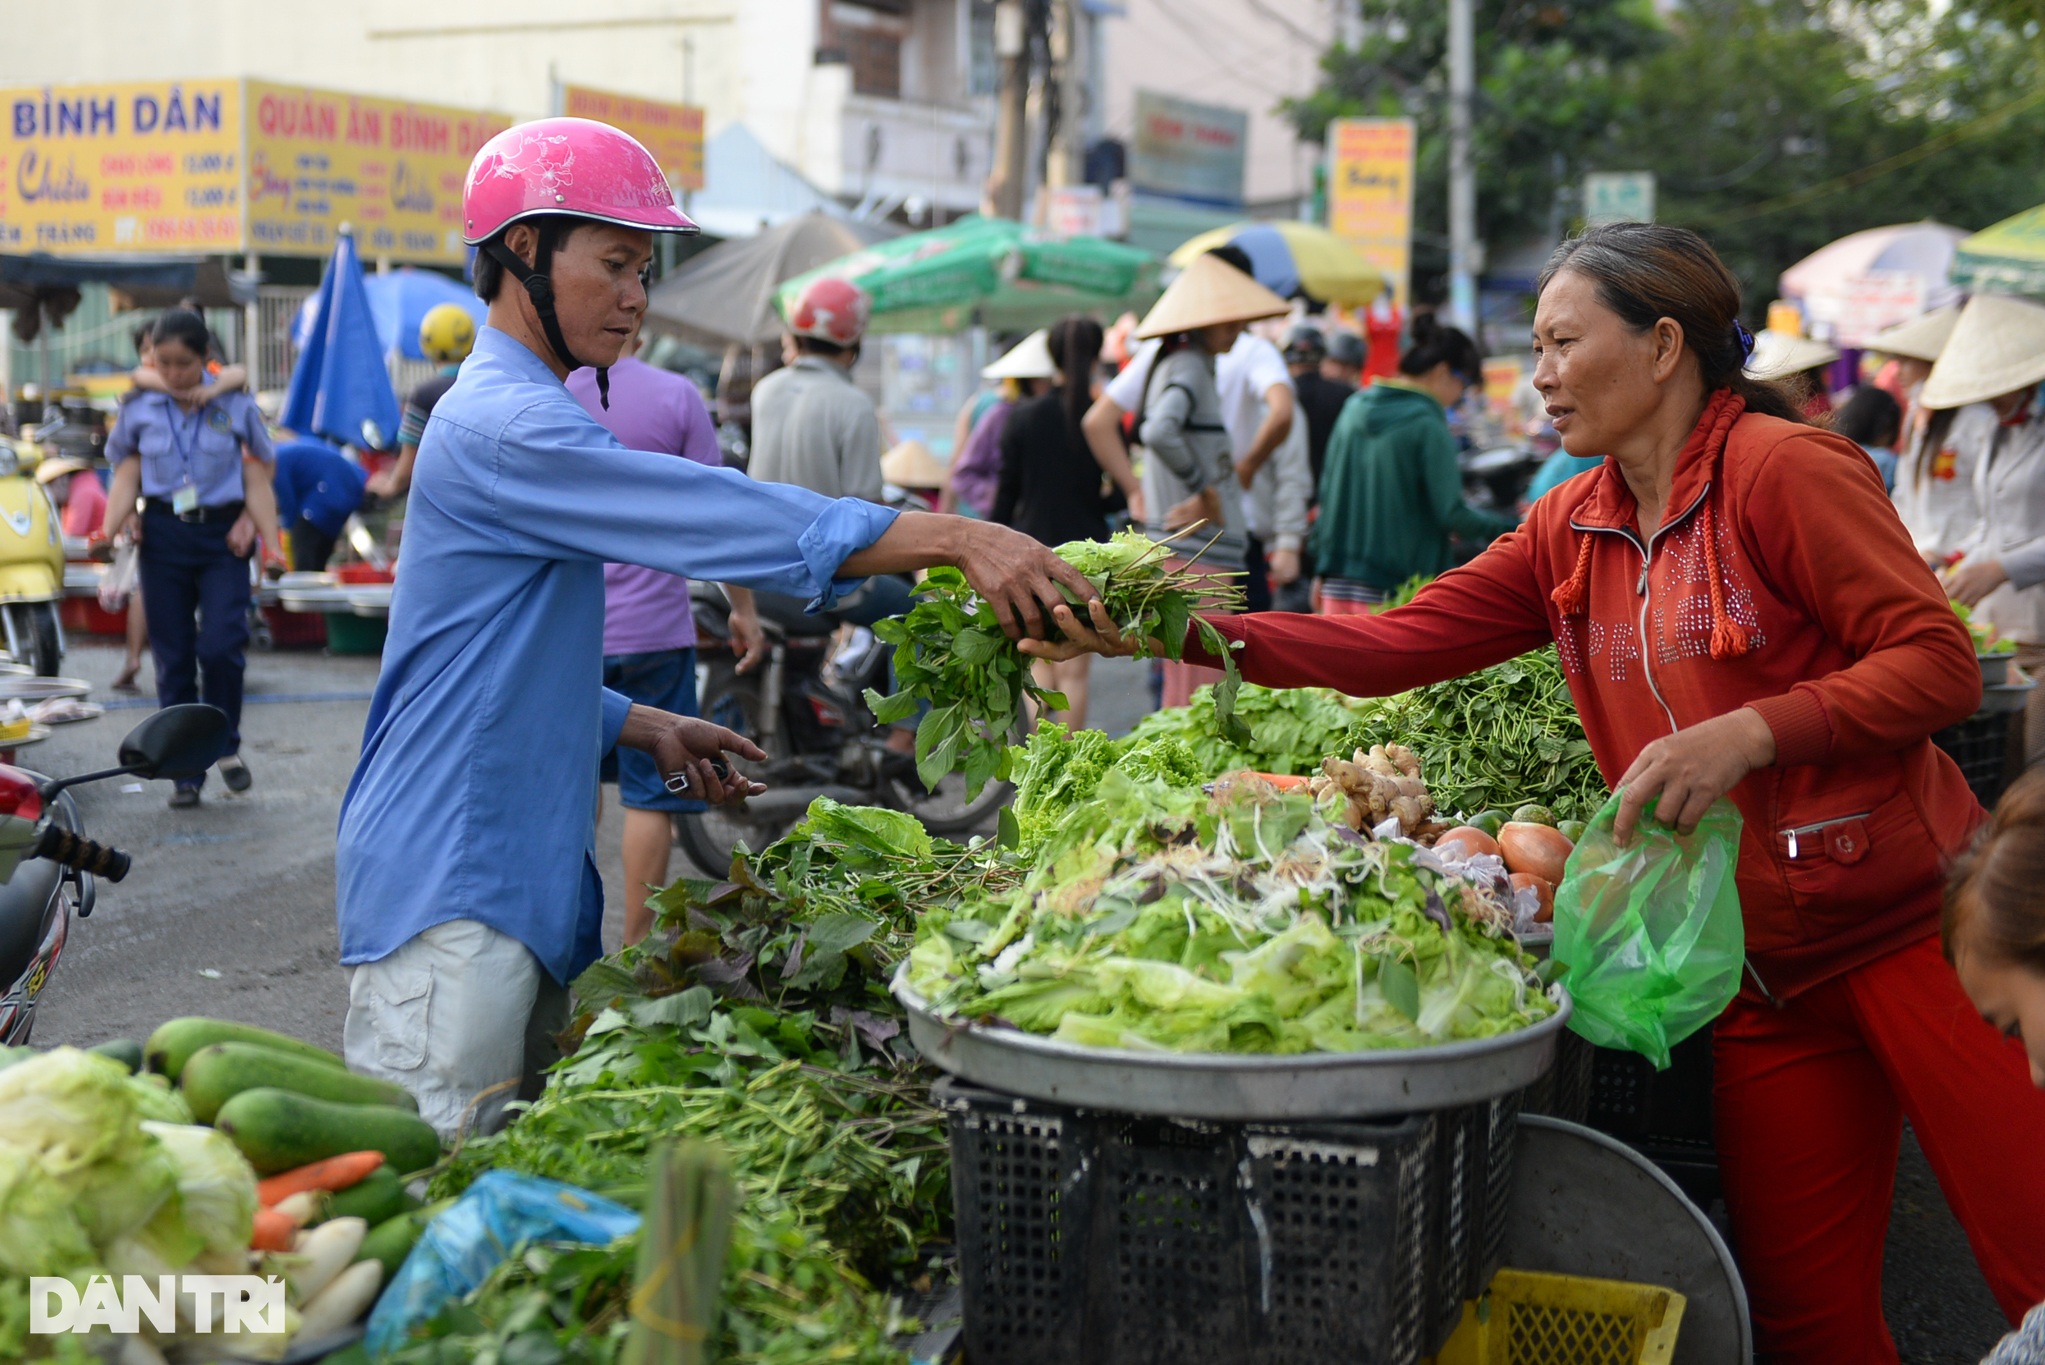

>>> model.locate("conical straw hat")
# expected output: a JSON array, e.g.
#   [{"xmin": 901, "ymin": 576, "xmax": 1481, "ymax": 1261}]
[
  {"xmin": 983, "ymin": 329, "xmax": 1056, "ymax": 380},
  {"xmin": 881, "ymin": 439, "xmax": 949, "ymax": 490},
  {"xmin": 1920, "ymin": 293, "xmax": 2045, "ymax": 410},
  {"xmin": 1867, "ymin": 305, "xmax": 1961, "ymax": 364},
  {"xmin": 1135, "ymin": 252, "xmax": 1290, "ymax": 340},
  {"xmin": 1745, "ymin": 330, "xmax": 1840, "ymax": 382}
]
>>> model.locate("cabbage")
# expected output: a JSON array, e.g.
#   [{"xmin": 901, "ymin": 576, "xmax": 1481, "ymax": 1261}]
[
  {"xmin": 0, "ymin": 1144, "xmax": 95, "ymax": 1277},
  {"xmin": 0, "ymin": 1047, "xmax": 177, "ymax": 1246},
  {"xmin": 141, "ymin": 1122, "xmax": 259, "ymax": 1258},
  {"xmin": 125, "ymin": 1073, "xmax": 195, "ymax": 1125},
  {"xmin": 0, "ymin": 1048, "xmax": 148, "ymax": 1174}
]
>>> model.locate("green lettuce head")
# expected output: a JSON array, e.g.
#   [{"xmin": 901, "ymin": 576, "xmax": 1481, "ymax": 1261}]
[
  {"xmin": 0, "ymin": 1047, "xmax": 176, "ymax": 1245},
  {"xmin": 142, "ymin": 1121, "xmax": 260, "ymax": 1259},
  {"xmin": 0, "ymin": 1144, "xmax": 96, "ymax": 1278}
]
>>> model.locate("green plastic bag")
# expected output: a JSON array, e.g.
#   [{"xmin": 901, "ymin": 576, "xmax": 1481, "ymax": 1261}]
[{"xmin": 1550, "ymin": 789, "xmax": 1745, "ymax": 1069}]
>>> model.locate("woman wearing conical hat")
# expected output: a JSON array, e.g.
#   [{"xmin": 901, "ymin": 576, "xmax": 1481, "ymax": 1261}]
[
  {"xmin": 1936, "ymin": 294, "xmax": 2045, "ymax": 765},
  {"xmin": 1124, "ymin": 252, "xmax": 1289, "ymax": 707}
]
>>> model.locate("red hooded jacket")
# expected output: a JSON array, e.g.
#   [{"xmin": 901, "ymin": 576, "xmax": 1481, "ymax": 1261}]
[{"xmin": 1193, "ymin": 389, "xmax": 1985, "ymax": 1000}]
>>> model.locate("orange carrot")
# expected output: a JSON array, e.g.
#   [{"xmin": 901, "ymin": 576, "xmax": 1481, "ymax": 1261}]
[
  {"xmin": 250, "ymin": 1207, "xmax": 299, "ymax": 1252},
  {"xmin": 1246, "ymin": 772, "xmax": 1311, "ymax": 791},
  {"xmin": 256, "ymin": 1151, "xmax": 385, "ymax": 1208}
]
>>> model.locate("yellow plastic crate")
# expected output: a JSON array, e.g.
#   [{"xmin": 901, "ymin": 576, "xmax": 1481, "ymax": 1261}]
[{"xmin": 1428, "ymin": 1268, "xmax": 1686, "ymax": 1365}]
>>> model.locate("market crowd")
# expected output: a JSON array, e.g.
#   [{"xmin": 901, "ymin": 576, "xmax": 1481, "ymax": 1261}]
[{"xmin": 77, "ymin": 111, "xmax": 2045, "ymax": 1364}]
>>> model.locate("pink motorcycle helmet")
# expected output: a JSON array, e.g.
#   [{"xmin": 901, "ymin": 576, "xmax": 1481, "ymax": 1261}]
[
  {"xmin": 462, "ymin": 117, "xmax": 696, "ymax": 244},
  {"xmin": 463, "ymin": 118, "xmax": 695, "ymax": 403}
]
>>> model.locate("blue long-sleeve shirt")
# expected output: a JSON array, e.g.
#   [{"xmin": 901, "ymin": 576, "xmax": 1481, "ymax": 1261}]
[{"xmin": 336, "ymin": 327, "xmax": 898, "ymax": 984}]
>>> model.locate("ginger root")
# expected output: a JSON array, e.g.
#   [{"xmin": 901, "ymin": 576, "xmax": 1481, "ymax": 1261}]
[{"xmin": 1310, "ymin": 744, "xmax": 1435, "ymax": 832}]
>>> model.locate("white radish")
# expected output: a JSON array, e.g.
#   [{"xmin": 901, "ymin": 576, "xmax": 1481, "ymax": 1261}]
[
  {"xmin": 292, "ymin": 1216, "xmax": 368, "ymax": 1303},
  {"xmin": 295, "ymin": 1259, "xmax": 384, "ymax": 1339},
  {"xmin": 272, "ymin": 1190, "xmax": 321, "ymax": 1227}
]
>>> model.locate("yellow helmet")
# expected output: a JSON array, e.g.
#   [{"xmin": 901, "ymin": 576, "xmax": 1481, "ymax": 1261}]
[{"xmin": 419, "ymin": 303, "xmax": 477, "ymax": 365}]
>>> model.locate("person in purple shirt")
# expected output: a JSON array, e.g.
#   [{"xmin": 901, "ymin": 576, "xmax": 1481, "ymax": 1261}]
[{"xmin": 567, "ymin": 320, "xmax": 767, "ymax": 945}]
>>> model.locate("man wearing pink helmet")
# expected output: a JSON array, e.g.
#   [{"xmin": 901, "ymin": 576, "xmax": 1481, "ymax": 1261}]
[{"xmin": 335, "ymin": 118, "xmax": 1096, "ymax": 1137}]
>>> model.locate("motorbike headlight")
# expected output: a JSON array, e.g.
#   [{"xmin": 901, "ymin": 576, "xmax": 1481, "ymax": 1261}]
[{"xmin": 0, "ymin": 446, "xmax": 20, "ymax": 479}]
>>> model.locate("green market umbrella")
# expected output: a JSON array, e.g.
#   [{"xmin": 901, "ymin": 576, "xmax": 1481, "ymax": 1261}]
[
  {"xmin": 773, "ymin": 215, "xmax": 1163, "ymax": 335},
  {"xmin": 1953, "ymin": 205, "xmax": 2045, "ymax": 297}
]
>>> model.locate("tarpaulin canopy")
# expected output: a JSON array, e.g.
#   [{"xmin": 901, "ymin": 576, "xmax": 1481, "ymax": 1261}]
[
  {"xmin": 1778, "ymin": 221, "xmax": 1967, "ymax": 344},
  {"xmin": 773, "ymin": 215, "xmax": 1163, "ymax": 335},
  {"xmin": 1952, "ymin": 205, "xmax": 2045, "ymax": 298},
  {"xmin": 0, "ymin": 253, "xmax": 258, "ymax": 342},
  {"xmin": 1169, "ymin": 221, "xmax": 1386, "ymax": 306},
  {"xmin": 646, "ymin": 212, "xmax": 895, "ymax": 349}
]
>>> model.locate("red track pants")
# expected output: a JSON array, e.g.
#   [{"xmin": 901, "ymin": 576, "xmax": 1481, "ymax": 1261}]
[{"xmin": 1714, "ymin": 934, "xmax": 2045, "ymax": 1362}]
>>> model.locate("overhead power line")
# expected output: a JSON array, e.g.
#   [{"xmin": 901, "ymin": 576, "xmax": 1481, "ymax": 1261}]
[{"xmin": 1700, "ymin": 81, "xmax": 2045, "ymax": 226}]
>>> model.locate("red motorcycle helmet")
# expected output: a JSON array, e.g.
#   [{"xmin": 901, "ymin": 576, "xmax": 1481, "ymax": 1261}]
[{"xmin": 785, "ymin": 277, "xmax": 872, "ymax": 348}]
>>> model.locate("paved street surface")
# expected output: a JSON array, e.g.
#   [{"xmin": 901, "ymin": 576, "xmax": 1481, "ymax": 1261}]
[{"xmin": 25, "ymin": 638, "xmax": 2013, "ymax": 1361}]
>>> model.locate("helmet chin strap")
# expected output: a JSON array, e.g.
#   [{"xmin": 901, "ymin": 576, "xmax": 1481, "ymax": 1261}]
[{"xmin": 484, "ymin": 225, "xmax": 611, "ymax": 409}]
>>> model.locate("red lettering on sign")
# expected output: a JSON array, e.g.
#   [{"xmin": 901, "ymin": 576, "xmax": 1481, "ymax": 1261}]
[{"xmin": 258, "ymin": 93, "xmax": 337, "ymax": 142}]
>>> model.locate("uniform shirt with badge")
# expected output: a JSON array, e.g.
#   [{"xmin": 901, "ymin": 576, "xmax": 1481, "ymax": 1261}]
[
  {"xmin": 106, "ymin": 391, "xmax": 274, "ymax": 511},
  {"xmin": 1892, "ymin": 401, "xmax": 1994, "ymax": 562},
  {"xmin": 1955, "ymin": 395, "xmax": 2045, "ymax": 646}
]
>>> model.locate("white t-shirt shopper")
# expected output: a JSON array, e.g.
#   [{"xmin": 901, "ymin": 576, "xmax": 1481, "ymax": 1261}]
[{"xmin": 1108, "ymin": 331, "xmax": 1311, "ymax": 553}]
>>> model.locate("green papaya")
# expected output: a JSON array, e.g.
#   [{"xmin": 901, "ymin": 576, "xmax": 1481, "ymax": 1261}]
[
  {"xmin": 145, "ymin": 1016, "xmax": 345, "ymax": 1079},
  {"xmin": 355, "ymin": 1199, "xmax": 454, "ymax": 1283},
  {"xmin": 179, "ymin": 1042, "xmax": 415, "ymax": 1124},
  {"xmin": 213, "ymin": 1087, "xmax": 441, "ymax": 1177},
  {"xmin": 86, "ymin": 1038, "xmax": 143, "ymax": 1073},
  {"xmin": 313, "ymin": 1165, "xmax": 417, "ymax": 1228}
]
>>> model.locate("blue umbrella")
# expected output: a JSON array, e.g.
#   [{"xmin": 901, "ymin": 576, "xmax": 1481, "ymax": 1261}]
[
  {"xmin": 283, "ymin": 227, "xmax": 402, "ymax": 449},
  {"xmin": 292, "ymin": 267, "xmax": 485, "ymax": 361}
]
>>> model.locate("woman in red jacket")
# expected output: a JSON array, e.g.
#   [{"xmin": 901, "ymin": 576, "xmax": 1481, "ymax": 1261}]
[{"xmin": 1032, "ymin": 223, "xmax": 2045, "ymax": 1362}]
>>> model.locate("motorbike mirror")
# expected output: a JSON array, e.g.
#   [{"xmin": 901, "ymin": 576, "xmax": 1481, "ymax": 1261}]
[{"xmin": 117, "ymin": 705, "xmax": 232, "ymax": 781}]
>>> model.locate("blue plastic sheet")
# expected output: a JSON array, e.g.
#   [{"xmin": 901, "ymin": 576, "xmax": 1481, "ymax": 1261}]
[{"xmin": 364, "ymin": 1169, "xmax": 640, "ymax": 1356}]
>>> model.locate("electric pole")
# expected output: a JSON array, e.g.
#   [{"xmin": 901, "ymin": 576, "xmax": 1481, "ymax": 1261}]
[
  {"xmin": 1446, "ymin": 0, "xmax": 1479, "ymax": 335},
  {"xmin": 984, "ymin": 0, "xmax": 1035, "ymax": 220}
]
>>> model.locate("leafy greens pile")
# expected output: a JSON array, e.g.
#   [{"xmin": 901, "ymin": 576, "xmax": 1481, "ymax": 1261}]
[
  {"xmin": 404, "ymin": 800, "xmax": 1018, "ymax": 1365},
  {"xmin": 866, "ymin": 531, "xmax": 1247, "ymax": 797},
  {"xmin": 1346, "ymin": 648, "xmax": 1605, "ymax": 823},
  {"xmin": 909, "ymin": 772, "xmax": 1557, "ymax": 1055},
  {"xmin": 1119, "ymin": 681, "xmax": 1371, "ymax": 778}
]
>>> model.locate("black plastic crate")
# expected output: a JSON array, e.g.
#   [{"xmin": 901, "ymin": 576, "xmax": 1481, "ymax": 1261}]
[
  {"xmin": 1934, "ymin": 709, "xmax": 2021, "ymax": 808},
  {"xmin": 1520, "ymin": 1028, "xmax": 1595, "ymax": 1124},
  {"xmin": 1583, "ymin": 1026, "xmax": 1721, "ymax": 1207},
  {"xmin": 938, "ymin": 1078, "xmax": 1443, "ymax": 1365}
]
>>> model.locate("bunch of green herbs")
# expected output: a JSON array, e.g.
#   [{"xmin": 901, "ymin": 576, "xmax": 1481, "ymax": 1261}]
[
  {"xmin": 866, "ymin": 530, "xmax": 1248, "ymax": 797},
  {"xmin": 1348, "ymin": 648, "xmax": 1605, "ymax": 822}
]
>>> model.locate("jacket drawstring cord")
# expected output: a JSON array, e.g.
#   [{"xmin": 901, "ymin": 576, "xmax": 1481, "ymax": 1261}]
[{"xmin": 1551, "ymin": 527, "xmax": 1595, "ymax": 617}]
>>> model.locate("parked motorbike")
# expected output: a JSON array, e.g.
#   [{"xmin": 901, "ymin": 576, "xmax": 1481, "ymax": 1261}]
[
  {"xmin": 0, "ymin": 704, "xmax": 231, "ymax": 1043},
  {"xmin": 675, "ymin": 583, "xmax": 1014, "ymax": 876},
  {"xmin": 0, "ymin": 417, "xmax": 74, "ymax": 675}
]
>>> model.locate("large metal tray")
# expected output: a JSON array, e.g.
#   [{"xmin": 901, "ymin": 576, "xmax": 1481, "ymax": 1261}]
[
  {"xmin": 0, "ymin": 677, "xmax": 91, "ymax": 702},
  {"xmin": 895, "ymin": 972, "xmax": 1571, "ymax": 1120}
]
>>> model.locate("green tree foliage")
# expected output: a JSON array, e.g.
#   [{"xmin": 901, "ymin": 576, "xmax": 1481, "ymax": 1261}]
[{"xmin": 1286, "ymin": 0, "xmax": 2045, "ymax": 311}]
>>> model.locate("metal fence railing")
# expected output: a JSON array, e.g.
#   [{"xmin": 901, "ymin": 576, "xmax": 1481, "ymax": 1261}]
[{"xmin": 254, "ymin": 286, "xmax": 316, "ymax": 393}]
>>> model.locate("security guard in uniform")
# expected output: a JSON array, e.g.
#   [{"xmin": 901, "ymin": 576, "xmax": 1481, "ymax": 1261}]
[{"xmin": 104, "ymin": 310, "xmax": 284, "ymax": 807}]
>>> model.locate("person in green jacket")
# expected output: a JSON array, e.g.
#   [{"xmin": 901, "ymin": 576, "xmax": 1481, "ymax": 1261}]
[{"xmin": 1310, "ymin": 315, "xmax": 1517, "ymax": 612}]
